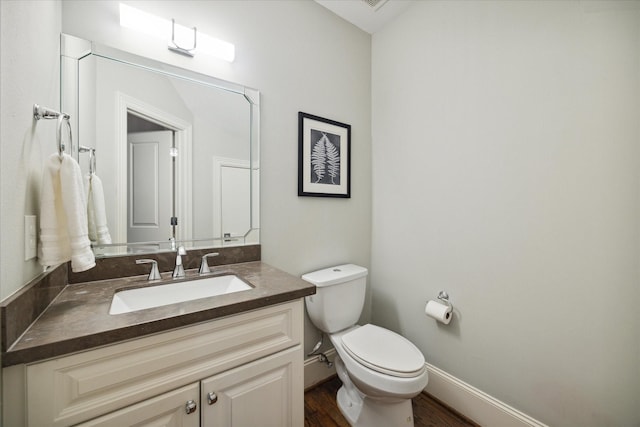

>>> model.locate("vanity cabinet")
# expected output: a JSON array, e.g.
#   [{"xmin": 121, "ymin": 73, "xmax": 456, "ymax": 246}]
[{"xmin": 3, "ymin": 300, "xmax": 304, "ymax": 427}]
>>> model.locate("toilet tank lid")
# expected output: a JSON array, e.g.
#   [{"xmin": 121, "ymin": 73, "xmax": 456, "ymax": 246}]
[{"xmin": 301, "ymin": 264, "xmax": 368, "ymax": 287}]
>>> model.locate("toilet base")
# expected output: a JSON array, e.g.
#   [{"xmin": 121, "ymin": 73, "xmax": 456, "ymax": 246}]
[
  {"xmin": 337, "ymin": 385, "xmax": 415, "ymax": 427},
  {"xmin": 334, "ymin": 356, "xmax": 415, "ymax": 427}
]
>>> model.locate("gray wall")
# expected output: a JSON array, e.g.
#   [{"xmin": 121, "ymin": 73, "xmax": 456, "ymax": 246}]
[{"xmin": 371, "ymin": 1, "xmax": 640, "ymax": 426}]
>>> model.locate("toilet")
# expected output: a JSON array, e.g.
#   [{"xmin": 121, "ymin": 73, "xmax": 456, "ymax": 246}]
[{"xmin": 302, "ymin": 264, "xmax": 428, "ymax": 427}]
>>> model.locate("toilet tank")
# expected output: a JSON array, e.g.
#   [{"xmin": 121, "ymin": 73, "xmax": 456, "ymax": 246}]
[{"xmin": 302, "ymin": 264, "xmax": 368, "ymax": 333}]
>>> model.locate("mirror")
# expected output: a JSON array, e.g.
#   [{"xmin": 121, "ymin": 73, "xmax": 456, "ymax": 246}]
[{"xmin": 61, "ymin": 34, "xmax": 260, "ymax": 257}]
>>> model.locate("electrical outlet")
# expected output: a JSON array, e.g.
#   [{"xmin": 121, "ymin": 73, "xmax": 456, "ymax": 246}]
[{"xmin": 24, "ymin": 215, "xmax": 37, "ymax": 261}]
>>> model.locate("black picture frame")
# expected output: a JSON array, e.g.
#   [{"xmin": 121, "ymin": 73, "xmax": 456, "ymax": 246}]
[{"xmin": 298, "ymin": 112, "xmax": 351, "ymax": 198}]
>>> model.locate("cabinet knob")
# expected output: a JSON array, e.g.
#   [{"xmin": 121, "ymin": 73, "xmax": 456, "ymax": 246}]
[
  {"xmin": 207, "ymin": 392, "xmax": 218, "ymax": 405},
  {"xmin": 185, "ymin": 400, "xmax": 197, "ymax": 414}
]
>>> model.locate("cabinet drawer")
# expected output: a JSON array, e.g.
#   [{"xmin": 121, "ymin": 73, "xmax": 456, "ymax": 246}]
[
  {"xmin": 26, "ymin": 300, "xmax": 302, "ymax": 427},
  {"xmin": 77, "ymin": 383, "xmax": 200, "ymax": 427}
]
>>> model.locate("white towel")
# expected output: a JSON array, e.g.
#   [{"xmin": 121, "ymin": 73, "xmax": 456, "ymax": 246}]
[
  {"xmin": 39, "ymin": 153, "xmax": 95, "ymax": 272},
  {"xmin": 84, "ymin": 173, "xmax": 112, "ymax": 244}
]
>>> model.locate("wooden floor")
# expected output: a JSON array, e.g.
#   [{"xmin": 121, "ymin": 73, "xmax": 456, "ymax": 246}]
[{"xmin": 305, "ymin": 376, "xmax": 480, "ymax": 427}]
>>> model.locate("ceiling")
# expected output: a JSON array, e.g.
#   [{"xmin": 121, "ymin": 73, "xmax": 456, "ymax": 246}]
[{"xmin": 314, "ymin": 0, "xmax": 414, "ymax": 34}]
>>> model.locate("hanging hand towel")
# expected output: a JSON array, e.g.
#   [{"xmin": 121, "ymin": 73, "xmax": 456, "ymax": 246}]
[
  {"xmin": 84, "ymin": 173, "xmax": 112, "ymax": 244},
  {"xmin": 39, "ymin": 153, "xmax": 95, "ymax": 272}
]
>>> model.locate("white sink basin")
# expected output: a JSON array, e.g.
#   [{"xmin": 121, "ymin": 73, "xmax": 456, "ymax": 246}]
[{"xmin": 109, "ymin": 275, "xmax": 253, "ymax": 315}]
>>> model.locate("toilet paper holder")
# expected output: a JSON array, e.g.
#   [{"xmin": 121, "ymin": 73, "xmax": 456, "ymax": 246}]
[{"xmin": 437, "ymin": 290, "xmax": 452, "ymax": 308}]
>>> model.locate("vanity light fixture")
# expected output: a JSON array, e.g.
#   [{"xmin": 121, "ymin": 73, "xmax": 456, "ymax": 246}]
[{"xmin": 119, "ymin": 3, "xmax": 235, "ymax": 62}]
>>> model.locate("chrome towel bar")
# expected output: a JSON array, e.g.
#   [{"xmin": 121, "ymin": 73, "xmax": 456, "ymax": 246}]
[
  {"xmin": 79, "ymin": 145, "xmax": 97, "ymax": 174},
  {"xmin": 33, "ymin": 104, "xmax": 72, "ymax": 159}
]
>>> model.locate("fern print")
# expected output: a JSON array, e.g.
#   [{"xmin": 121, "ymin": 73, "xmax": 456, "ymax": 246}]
[
  {"xmin": 310, "ymin": 130, "xmax": 341, "ymax": 185},
  {"xmin": 311, "ymin": 135, "xmax": 327, "ymax": 183},
  {"xmin": 325, "ymin": 139, "xmax": 340, "ymax": 184}
]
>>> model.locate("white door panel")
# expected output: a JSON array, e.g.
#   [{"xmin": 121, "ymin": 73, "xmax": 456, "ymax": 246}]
[{"xmin": 128, "ymin": 130, "xmax": 173, "ymax": 243}]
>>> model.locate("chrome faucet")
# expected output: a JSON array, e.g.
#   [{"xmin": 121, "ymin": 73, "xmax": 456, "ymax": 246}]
[{"xmin": 173, "ymin": 246, "xmax": 187, "ymax": 278}]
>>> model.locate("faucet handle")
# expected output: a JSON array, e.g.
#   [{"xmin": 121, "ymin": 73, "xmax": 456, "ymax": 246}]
[
  {"xmin": 199, "ymin": 252, "xmax": 220, "ymax": 274},
  {"xmin": 136, "ymin": 259, "xmax": 161, "ymax": 280}
]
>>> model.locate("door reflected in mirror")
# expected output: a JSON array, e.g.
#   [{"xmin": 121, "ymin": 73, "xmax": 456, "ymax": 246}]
[
  {"xmin": 127, "ymin": 125, "xmax": 174, "ymax": 244},
  {"xmin": 61, "ymin": 34, "xmax": 260, "ymax": 257}
]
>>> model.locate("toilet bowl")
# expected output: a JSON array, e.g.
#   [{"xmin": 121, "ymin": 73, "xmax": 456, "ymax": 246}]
[
  {"xmin": 302, "ymin": 264, "xmax": 429, "ymax": 427},
  {"xmin": 330, "ymin": 325, "xmax": 428, "ymax": 400}
]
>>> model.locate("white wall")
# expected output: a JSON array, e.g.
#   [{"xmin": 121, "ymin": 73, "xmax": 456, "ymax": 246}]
[
  {"xmin": 0, "ymin": 0, "xmax": 62, "ymax": 419},
  {"xmin": 371, "ymin": 1, "xmax": 640, "ymax": 426},
  {"xmin": 0, "ymin": 0, "xmax": 62, "ymax": 300},
  {"xmin": 61, "ymin": 0, "xmax": 372, "ymax": 352}
]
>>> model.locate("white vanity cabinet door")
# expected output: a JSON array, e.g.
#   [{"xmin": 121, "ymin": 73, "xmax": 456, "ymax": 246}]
[
  {"xmin": 77, "ymin": 383, "xmax": 200, "ymax": 427},
  {"xmin": 200, "ymin": 345, "xmax": 304, "ymax": 427}
]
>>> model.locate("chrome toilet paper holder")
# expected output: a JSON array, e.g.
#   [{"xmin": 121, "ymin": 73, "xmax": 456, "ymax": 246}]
[{"xmin": 437, "ymin": 290, "xmax": 452, "ymax": 308}]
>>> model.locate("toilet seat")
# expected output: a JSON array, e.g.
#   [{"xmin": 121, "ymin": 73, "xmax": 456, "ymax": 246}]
[{"xmin": 341, "ymin": 324, "xmax": 425, "ymax": 378}]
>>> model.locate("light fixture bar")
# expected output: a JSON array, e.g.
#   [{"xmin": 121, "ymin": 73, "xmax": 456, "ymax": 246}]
[
  {"xmin": 119, "ymin": 4, "xmax": 235, "ymax": 62},
  {"xmin": 168, "ymin": 18, "xmax": 197, "ymax": 57}
]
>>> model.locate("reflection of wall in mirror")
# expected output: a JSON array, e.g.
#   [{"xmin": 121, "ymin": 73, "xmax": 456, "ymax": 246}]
[
  {"xmin": 173, "ymin": 79, "xmax": 251, "ymax": 242},
  {"xmin": 193, "ymin": 120, "xmax": 251, "ymax": 241},
  {"xmin": 212, "ymin": 157, "xmax": 252, "ymax": 245}
]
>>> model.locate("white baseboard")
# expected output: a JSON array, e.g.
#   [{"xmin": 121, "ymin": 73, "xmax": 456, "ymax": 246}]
[
  {"xmin": 304, "ymin": 348, "xmax": 337, "ymax": 390},
  {"xmin": 424, "ymin": 363, "xmax": 548, "ymax": 427}
]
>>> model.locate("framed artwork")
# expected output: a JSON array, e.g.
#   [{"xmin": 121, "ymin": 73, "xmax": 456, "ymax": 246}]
[{"xmin": 298, "ymin": 112, "xmax": 351, "ymax": 198}]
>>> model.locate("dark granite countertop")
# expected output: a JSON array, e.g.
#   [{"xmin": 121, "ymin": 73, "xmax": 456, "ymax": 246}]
[{"xmin": 3, "ymin": 261, "xmax": 315, "ymax": 367}]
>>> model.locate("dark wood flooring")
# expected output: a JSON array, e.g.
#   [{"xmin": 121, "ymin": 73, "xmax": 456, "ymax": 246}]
[{"xmin": 305, "ymin": 376, "xmax": 480, "ymax": 427}]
